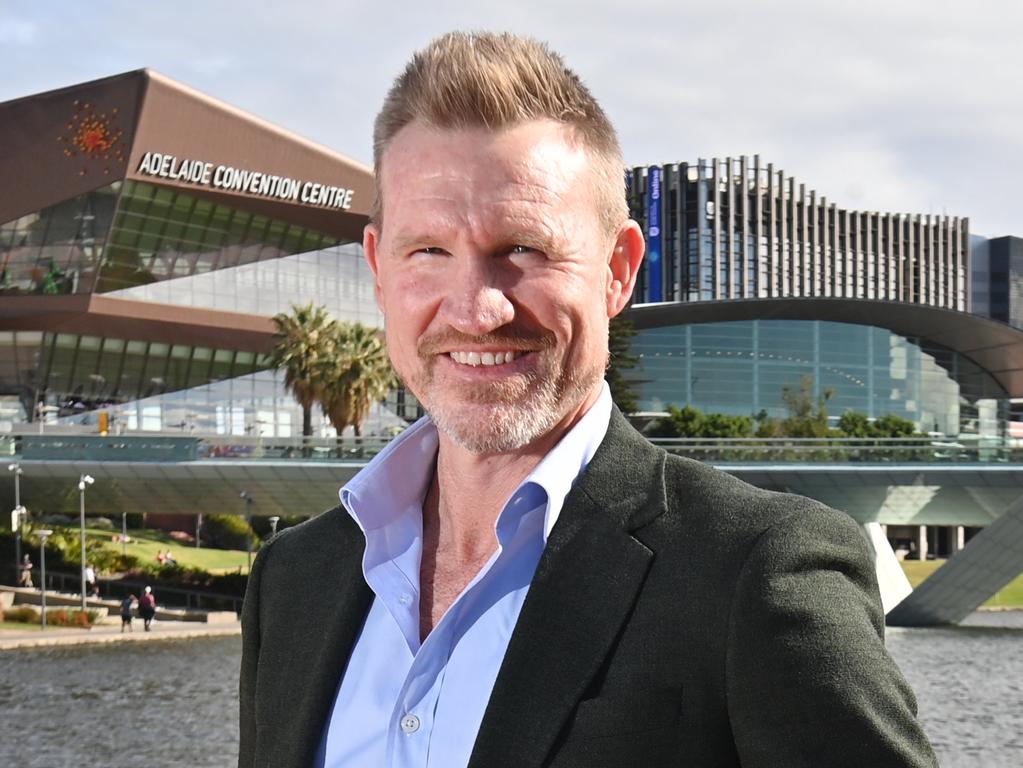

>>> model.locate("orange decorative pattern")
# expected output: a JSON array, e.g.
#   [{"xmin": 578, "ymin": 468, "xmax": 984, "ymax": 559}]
[{"xmin": 57, "ymin": 100, "xmax": 125, "ymax": 176}]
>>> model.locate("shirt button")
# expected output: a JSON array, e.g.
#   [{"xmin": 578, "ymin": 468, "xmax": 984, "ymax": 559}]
[{"xmin": 400, "ymin": 714, "xmax": 421, "ymax": 734}]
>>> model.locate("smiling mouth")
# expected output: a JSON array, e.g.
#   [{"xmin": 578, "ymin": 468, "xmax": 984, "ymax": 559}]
[{"xmin": 448, "ymin": 350, "xmax": 522, "ymax": 367}]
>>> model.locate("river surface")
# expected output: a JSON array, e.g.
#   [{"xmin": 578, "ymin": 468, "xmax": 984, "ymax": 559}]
[{"xmin": 0, "ymin": 612, "xmax": 1020, "ymax": 767}]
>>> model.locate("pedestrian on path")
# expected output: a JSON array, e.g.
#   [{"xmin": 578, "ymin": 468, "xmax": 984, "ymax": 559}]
[
  {"xmin": 120, "ymin": 594, "xmax": 136, "ymax": 633},
  {"xmin": 18, "ymin": 554, "xmax": 33, "ymax": 587},
  {"xmin": 84, "ymin": 564, "xmax": 98, "ymax": 597},
  {"xmin": 138, "ymin": 586, "xmax": 156, "ymax": 631}
]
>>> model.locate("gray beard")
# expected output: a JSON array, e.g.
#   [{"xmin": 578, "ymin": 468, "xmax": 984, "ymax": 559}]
[{"xmin": 413, "ymin": 356, "xmax": 602, "ymax": 455}]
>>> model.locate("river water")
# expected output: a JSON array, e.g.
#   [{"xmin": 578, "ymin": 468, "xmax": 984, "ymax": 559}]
[{"xmin": 0, "ymin": 612, "xmax": 1020, "ymax": 767}]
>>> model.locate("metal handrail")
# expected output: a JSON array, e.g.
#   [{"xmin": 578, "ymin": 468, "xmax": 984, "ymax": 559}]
[{"xmin": 2, "ymin": 430, "xmax": 1019, "ymax": 464}]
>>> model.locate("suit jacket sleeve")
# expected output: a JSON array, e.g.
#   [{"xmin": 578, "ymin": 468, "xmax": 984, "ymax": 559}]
[
  {"xmin": 726, "ymin": 502, "xmax": 938, "ymax": 767},
  {"xmin": 238, "ymin": 538, "xmax": 268, "ymax": 768}
]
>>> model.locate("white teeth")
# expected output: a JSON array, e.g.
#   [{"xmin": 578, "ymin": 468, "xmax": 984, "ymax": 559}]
[{"xmin": 449, "ymin": 351, "xmax": 519, "ymax": 367}]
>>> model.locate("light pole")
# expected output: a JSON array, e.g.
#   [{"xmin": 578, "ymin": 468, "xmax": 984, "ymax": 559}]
[
  {"xmin": 240, "ymin": 491, "xmax": 254, "ymax": 569},
  {"xmin": 8, "ymin": 462, "xmax": 23, "ymax": 583},
  {"xmin": 37, "ymin": 529, "xmax": 52, "ymax": 629},
  {"xmin": 196, "ymin": 512, "xmax": 203, "ymax": 549},
  {"xmin": 78, "ymin": 474, "xmax": 94, "ymax": 611},
  {"xmin": 269, "ymin": 516, "xmax": 281, "ymax": 536}
]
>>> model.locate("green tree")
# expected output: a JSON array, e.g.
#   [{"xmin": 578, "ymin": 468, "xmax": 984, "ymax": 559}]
[
  {"xmin": 778, "ymin": 375, "xmax": 835, "ymax": 438},
  {"xmin": 649, "ymin": 405, "xmax": 753, "ymax": 438},
  {"xmin": 605, "ymin": 316, "xmax": 640, "ymax": 414},
  {"xmin": 320, "ymin": 322, "xmax": 397, "ymax": 438},
  {"xmin": 837, "ymin": 410, "xmax": 872, "ymax": 438},
  {"xmin": 270, "ymin": 303, "xmax": 338, "ymax": 439}
]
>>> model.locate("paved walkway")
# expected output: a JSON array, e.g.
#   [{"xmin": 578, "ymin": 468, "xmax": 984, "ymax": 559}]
[{"xmin": 0, "ymin": 619, "xmax": 240, "ymax": 651}]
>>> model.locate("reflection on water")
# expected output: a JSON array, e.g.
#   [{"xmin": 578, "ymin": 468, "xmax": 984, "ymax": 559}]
[
  {"xmin": 0, "ymin": 637, "xmax": 239, "ymax": 768},
  {"xmin": 0, "ymin": 613, "xmax": 1021, "ymax": 768},
  {"xmin": 888, "ymin": 611, "xmax": 1023, "ymax": 768}
]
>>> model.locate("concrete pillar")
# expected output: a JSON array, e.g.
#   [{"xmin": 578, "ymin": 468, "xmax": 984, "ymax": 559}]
[
  {"xmin": 916, "ymin": 525, "xmax": 928, "ymax": 561},
  {"xmin": 860, "ymin": 523, "xmax": 913, "ymax": 613},
  {"xmin": 950, "ymin": 525, "xmax": 965, "ymax": 555}
]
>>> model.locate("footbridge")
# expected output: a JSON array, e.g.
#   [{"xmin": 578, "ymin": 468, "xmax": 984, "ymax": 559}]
[{"xmin": 4, "ymin": 431, "xmax": 1022, "ymax": 626}]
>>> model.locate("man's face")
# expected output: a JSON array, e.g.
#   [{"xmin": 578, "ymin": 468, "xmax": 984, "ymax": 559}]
[{"xmin": 365, "ymin": 119, "xmax": 642, "ymax": 454}]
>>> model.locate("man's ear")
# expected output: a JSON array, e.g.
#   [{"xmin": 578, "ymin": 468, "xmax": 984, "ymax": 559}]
[
  {"xmin": 606, "ymin": 220, "xmax": 645, "ymax": 318},
  {"xmin": 363, "ymin": 223, "xmax": 385, "ymax": 312}
]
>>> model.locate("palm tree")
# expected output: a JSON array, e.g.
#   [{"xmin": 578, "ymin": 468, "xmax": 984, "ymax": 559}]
[
  {"xmin": 270, "ymin": 303, "xmax": 338, "ymax": 440},
  {"xmin": 320, "ymin": 322, "xmax": 396, "ymax": 439}
]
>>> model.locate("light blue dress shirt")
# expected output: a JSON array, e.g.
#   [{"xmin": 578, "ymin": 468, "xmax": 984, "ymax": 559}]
[{"xmin": 316, "ymin": 384, "xmax": 612, "ymax": 768}]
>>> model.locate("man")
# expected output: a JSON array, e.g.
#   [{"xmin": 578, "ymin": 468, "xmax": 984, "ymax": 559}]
[{"xmin": 239, "ymin": 32, "xmax": 937, "ymax": 768}]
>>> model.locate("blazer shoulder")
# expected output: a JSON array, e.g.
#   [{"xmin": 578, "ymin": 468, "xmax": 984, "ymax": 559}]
[
  {"xmin": 660, "ymin": 451, "xmax": 858, "ymax": 544},
  {"xmin": 254, "ymin": 504, "xmax": 361, "ymax": 575}
]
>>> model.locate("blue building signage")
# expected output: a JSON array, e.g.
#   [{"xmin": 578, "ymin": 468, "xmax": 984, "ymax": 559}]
[{"xmin": 646, "ymin": 166, "xmax": 663, "ymax": 301}]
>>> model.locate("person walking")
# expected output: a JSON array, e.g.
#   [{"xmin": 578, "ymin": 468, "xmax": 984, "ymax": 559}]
[
  {"xmin": 120, "ymin": 594, "xmax": 137, "ymax": 633},
  {"xmin": 18, "ymin": 554, "xmax": 33, "ymax": 588},
  {"xmin": 138, "ymin": 586, "xmax": 156, "ymax": 631},
  {"xmin": 84, "ymin": 564, "xmax": 98, "ymax": 598}
]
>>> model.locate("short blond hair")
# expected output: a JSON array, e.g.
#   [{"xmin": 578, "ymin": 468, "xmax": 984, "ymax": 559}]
[{"xmin": 372, "ymin": 31, "xmax": 628, "ymax": 234}]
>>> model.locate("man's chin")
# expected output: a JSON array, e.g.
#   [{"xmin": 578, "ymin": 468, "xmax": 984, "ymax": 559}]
[{"xmin": 429, "ymin": 401, "xmax": 557, "ymax": 455}]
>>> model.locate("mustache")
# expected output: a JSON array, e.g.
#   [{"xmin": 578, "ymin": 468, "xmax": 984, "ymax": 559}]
[{"xmin": 418, "ymin": 327, "xmax": 555, "ymax": 356}]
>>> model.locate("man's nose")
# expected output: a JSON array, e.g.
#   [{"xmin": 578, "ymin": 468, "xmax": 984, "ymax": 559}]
[{"xmin": 439, "ymin": 258, "xmax": 515, "ymax": 335}]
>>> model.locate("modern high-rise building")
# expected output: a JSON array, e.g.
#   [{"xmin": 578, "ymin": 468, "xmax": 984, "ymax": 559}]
[
  {"xmin": 623, "ymin": 159, "xmax": 1022, "ymax": 438},
  {"xmin": 626, "ymin": 157, "xmax": 968, "ymax": 309}
]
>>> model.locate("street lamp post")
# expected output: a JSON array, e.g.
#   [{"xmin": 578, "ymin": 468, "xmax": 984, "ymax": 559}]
[
  {"xmin": 8, "ymin": 463, "xmax": 23, "ymax": 583},
  {"xmin": 37, "ymin": 529, "xmax": 53, "ymax": 629},
  {"xmin": 78, "ymin": 474, "xmax": 94, "ymax": 611},
  {"xmin": 239, "ymin": 491, "xmax": 254, "ymax": 569}
]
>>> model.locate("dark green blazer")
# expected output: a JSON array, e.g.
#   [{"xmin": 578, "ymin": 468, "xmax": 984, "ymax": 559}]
[{"xmin": 239, "ymin": 408, "xmax": 937, "ymax": 767}]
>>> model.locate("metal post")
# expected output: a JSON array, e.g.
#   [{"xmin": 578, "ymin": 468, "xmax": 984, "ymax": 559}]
[
  {"xmin": 269, "ymin": 516, "xmax": 280, "ymax": 536},
  {"xmin": 9, "ymin": 463, "xmax": 23, "ymax": 584},
  {"xmin": 196, "ymin": 512, "xmax": 202, "ymax": 549},
  {"xmin": 121, "ymin": 512, "xmax": 127, "ymax": 556},
  {"xmin": 38, "ymin": 529, "xmax": 52, "ymax": 630},
  {"xmin": 78, "ymin": 475, "xmax": 94, "ymax": 611},
  {"xmin": 240, "ymin": 491, "xmax": 253, "ymax": 570}
]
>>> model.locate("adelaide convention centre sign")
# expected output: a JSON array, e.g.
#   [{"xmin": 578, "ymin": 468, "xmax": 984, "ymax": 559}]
[{"xmin": 135, "ymin": 151, "xmax": 355, "ymax": 210}]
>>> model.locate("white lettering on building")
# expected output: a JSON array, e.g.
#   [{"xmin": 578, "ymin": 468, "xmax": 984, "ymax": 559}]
[{"xmin": 134, "ymin": 151, "xmax": 354, "ymax": 210}]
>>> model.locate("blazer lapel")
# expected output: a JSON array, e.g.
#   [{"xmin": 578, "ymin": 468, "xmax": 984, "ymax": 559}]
[
  {"xmin": 469, "ymin": 409, "xmax": 668, "ymax": 768},
  {"xmin": 261, "ymin": 507, "xmax": 373, "ymax": 767}
]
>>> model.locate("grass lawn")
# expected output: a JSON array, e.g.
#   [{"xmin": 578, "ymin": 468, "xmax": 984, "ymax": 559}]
[
  {"xmin": 84, "ymin": 527, "xmax": 251, "ymax": 574},
  {"xmin": 900, "ymin": 560, "xmax": 1023, "ymax": 608},
  {"xmin": 0, "ymin": 621, "xmax": 79, "ymax": 631}
]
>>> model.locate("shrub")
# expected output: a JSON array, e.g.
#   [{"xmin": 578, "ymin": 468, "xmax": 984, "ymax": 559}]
[
  {"xmin": 44, "ymin": 608, "xmax": 99, "ymax": 627},
  {"xmin": 4, "ymin": 605, "xmax": 40, "ymax": 623},
  {"xmin": 202, "ymin": 514, "xmax": 254, "ymax": 550},
  {"xmin": 91, "ymin": 517, "xmax": 115, "ymax": 530}
]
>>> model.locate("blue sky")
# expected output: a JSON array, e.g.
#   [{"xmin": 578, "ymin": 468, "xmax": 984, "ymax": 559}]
[{"xmin": 3, "ymin": 0, "xmax": 1021, "ymax": 237}]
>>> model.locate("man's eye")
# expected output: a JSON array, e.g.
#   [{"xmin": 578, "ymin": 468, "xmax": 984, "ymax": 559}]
[
  {"xmin": 508, "ymin": 245, "xmax": 537, "ymax": 255},
  {"xmin": 414, "ymin": 247, "xmax": 448, "ymax": 256}
]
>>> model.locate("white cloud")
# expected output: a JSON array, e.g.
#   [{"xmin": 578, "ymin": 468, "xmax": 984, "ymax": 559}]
[{"xmin": 1, "ymin": 0, "xmax": 1021, "ymax": 235}]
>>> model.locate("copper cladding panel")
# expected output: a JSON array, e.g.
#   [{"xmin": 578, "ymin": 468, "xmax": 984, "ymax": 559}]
[
  {"xmin": 0, "ymin": 71, "xmax": 144, "ymax": 225},
  {"xmin": 126, "ymin": 72, "xmax": 373, "ymax": 241},
  {"xmin": 0, "ymin": 294, "xmax": 275, "ymax": 353}
]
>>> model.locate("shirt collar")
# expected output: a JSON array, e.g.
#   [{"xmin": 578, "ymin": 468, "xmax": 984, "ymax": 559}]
[{"xmin": 339, "ymin": 382, "xmax": 613, "ymax": 542}]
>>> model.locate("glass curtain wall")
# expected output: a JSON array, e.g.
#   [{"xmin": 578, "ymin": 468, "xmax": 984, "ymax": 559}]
[{"xmin": 632, "ymin": 320, "xmax": 1007, "ymax": 437}]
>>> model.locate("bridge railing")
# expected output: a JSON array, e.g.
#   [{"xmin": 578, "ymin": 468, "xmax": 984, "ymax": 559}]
[
  {"xmin": 2, "ymin": 431, "xmax": 1019, "ymax": 464},
  {"xmin": 648, "ymin": 436, "xmax": 1017, "ymax": 464}
]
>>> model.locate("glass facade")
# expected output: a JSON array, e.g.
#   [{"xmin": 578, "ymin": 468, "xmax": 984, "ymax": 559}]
[
  {"xmin": 632, "ymin": 320, "xmax": 1007, "ymax": 437},
  {"xmin": 628, "ymin": 158, "xmax": 969, "ymax": 310},
  {"xmin": 0, "ymin": 183, "xmax": 119, "ymax": 295},
  {"xmin": 0, "ymin": 177, "xmax": 392, "ymax": 436}
]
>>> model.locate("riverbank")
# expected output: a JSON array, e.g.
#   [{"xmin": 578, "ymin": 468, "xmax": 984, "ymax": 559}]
[{"xmin": 0, "ymin": 619, "xmax": 240, "ymax": 651}]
